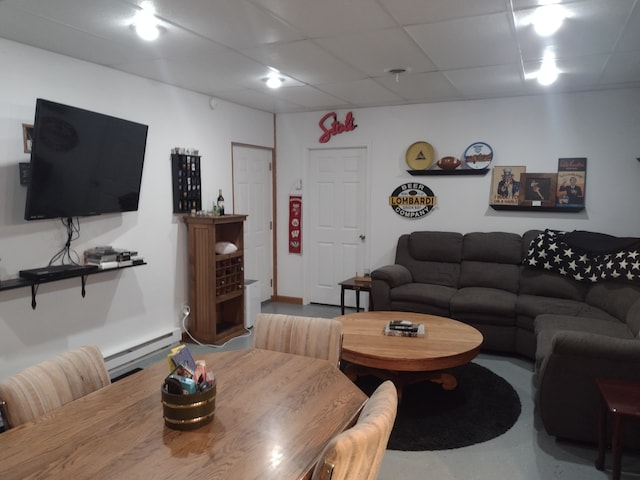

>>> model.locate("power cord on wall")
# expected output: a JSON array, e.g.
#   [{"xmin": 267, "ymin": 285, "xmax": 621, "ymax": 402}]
[{"xmin": 180, "ymin": 305, "xmax": 252, "ymax": 348}]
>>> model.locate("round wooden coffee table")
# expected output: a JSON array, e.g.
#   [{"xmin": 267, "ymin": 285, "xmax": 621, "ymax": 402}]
[{"xmin": 335, "ymin": 311, "xmax": 483, "ymax": 400}]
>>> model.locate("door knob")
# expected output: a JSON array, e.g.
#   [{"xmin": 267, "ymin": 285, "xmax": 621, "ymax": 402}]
[{"xmin": 359, "ymin": 234, "xmax": 366, "ymax": 240}]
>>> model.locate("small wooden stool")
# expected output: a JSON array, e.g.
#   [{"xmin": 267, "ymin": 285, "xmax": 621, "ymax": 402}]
[{"xmin": 595, "ymin": 378, "xmax": 640, "ymax": 480}]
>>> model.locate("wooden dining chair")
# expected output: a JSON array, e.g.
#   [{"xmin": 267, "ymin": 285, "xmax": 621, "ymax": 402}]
[
  {"xmin": 0, "ymin": 344, "xmax": 111, "ymax": 429},
  {"xmin": 312, "ymin": 380, "xmax": 398, "ymax": 480},
  {"xmin": 252, "ymin": 313, "xmax": 343, "ymax": 367}
]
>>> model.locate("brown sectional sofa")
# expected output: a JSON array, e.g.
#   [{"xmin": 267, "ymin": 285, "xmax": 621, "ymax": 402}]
[{"xmin": 371, "ymin": 229, "xmax": 640, "ymax": 445}]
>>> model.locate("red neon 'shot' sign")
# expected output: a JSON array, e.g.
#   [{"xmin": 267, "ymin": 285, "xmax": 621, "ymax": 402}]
[{"xmin": 318, "ymin": 111, "xmax": 357, "ymax": 143}]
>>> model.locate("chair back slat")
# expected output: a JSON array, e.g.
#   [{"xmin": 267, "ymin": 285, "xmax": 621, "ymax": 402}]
[
  {"xmin": 253, "ymin": 314, "xmax": 343, "ymax": 366},
  {"xmin": 0, "ymin": 345, "xmax": 110, "ymax": 429},
  {"xmin": 312, "ymin": 380, "xmax": 398, "ymax": 480}
]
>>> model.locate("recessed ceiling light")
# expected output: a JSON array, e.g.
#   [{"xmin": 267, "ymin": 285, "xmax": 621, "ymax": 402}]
[
  {"xmin": 263, "ymin": 69, "xmax": 285, "ymax": 89},
  {"xmin": 135, "ymin": 22, "xmax": 159, "ymax": 41},
  {"xmin": 265, "ymin": 76, "xmax": 283, "ymax": 89},
  {"xmin": 531, "ymin": 4, "xmax": 566, "ymax": 37},
  {"xmin": 537, "ymin": 58, "xmax": 559, "ymax": 86},
  {"xmin": 133, "ymin": 4, "xmax": 161, "ymax": 41}
]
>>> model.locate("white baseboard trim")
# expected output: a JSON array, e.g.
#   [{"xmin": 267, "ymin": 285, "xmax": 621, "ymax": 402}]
[{"xmin": 104, "ymin": 328, "xmax": 181, "ymax": 378}]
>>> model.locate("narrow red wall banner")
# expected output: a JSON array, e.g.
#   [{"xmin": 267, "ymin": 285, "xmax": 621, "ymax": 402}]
[{"xmin": 289, "ymin": 195, "xmax": 302, "ymax": 254}]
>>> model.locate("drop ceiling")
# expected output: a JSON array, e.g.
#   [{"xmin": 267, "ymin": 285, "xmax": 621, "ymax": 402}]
[{"xmin": 1, "ymin": 0, "xmax": 638, "ymax": 114}]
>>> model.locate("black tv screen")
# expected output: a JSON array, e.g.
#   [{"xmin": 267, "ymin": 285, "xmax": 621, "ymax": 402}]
[{"xmin": 24, "ymin": 99, "xmax": 148, "ymax": 220}]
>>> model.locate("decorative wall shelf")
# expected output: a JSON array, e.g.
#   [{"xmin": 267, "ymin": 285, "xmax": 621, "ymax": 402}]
[
  {"xmin": 490, "ymin": 205, "xmax": 585, "ymax": 213},
  {"xmin": 171, "ymin": 153, "xmax": 202, "ymax": 213},
  {"xmin": 407, "ymin": 169, "xmax": 489, "ymax": 176},
  {"xmin": 0, "ymin": 263, "xmax": 146, "ymax": 309}
]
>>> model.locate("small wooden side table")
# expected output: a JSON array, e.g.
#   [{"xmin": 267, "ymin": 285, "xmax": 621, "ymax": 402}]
[
  {"xmin": 595, "ymin": 378, "xmax": 640, "ymax": 480},
  {"xmin": 339, "ymin": 277, "xmax": 372, "ymax": 315}
]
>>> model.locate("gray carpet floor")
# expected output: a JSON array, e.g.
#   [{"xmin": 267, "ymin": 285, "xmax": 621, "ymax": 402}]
[{"xmin": 137, "ymin": 301, "xmax": 640, "ymax": 480}]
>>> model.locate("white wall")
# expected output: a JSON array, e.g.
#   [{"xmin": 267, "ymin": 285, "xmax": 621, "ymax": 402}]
[
  {"xmin": 275, "ymin": 90, "xmax": 640, "ymax": 301},
  {"xmin": 0, "ymin": 39, "xmax": 273, "ymax": 378}
]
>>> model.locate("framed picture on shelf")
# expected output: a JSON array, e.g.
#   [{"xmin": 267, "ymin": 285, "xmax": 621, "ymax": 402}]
[
  {"xmin": 556, "ymin": 157, "xmax": 586, "ymax": 207},
  {"xmin": 489, "ymin": 165, "xmax": 526, "ymax": 206},
  {"xmin": 519, "ymin": 173, "xmax": 557, "ymax": 208},
  {"xmin": 22, "ymin": 123, "xmax": 34, "ymax": 154}
]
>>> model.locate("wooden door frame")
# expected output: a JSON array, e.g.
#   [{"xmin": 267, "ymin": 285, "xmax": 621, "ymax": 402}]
[
  {"xmin": 231, "ymin": 141, "xmax": 277, "ymax": 301},
  {"xmin": 304, "ymin": 145, "xmax": 370, "ymax": 306}
]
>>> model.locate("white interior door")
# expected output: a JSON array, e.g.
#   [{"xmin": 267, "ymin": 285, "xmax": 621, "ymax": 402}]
[
  {"xmin": 307, "ymin": 147, "xmax": 367, "ymax": 307},
  {"xmin": 232, "ymin": 144, "xmax": 273, "ymax": 302}
]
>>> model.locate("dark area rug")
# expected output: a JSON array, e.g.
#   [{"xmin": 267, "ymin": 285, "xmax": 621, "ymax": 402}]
[{"xmin": 355, "ymin": 362, "xmax": 521, "ymax": 451}]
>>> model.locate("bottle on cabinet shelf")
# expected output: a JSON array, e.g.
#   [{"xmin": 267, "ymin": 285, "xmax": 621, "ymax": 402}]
[{"xmin": 217, "ymin": 189, "xmax": 225, "ymax": 215}]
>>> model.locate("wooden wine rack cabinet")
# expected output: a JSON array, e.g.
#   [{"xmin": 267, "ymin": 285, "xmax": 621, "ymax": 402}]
[{"xmin": 183, "ymin": 214, "xmax": 247, "ymax": 344}]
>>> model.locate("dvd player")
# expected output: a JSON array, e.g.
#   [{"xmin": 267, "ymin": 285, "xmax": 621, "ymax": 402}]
[{"xmin": 19, "ymin": 264, "xmax": 99, "ymax": 281}]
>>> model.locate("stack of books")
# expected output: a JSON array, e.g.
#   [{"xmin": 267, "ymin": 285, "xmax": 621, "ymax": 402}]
[
  {"xmin": 384, "ymin": 320, "xmax": 425, "ymax": 337},
  {"xmin": 84, "ymin": 246, "xmax": 143, "ymax": 269}
]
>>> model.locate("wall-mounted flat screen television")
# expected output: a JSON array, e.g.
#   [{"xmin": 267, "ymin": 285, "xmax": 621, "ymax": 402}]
[{"xmin": 24, "ymin": 99, "xmax": 148, "ymax": 220}]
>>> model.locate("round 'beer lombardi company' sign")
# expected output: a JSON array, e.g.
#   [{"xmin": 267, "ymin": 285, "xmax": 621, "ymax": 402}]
[{"xmin": 389, "ymin": 183, "xmax": 437, "ymax": 218}]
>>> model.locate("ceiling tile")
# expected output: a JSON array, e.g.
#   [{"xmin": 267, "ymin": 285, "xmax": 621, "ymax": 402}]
[
  {"xmin": 314, "ymin": 27, "xmax": 436, "ymax": 77},
  {"xmin": 250, "ymin": 0, "xmax": 397, "ymax": 37},
  {"xmin": 374, "ymin": 71, "xmax": 462, "ymax": 103},
  {"xmin": 600, "ymin": 51, "xmax": 640, "ymax": 85},
  {"xmin": 379, "ymin": 0, "xmax": 507, "ymax": 24},
  {"xmin": 217, "ymin": 88, "xmax": 307, "ymax": 113},
  {"xmin": 0, "ymin": 4, "xmax": 144, "ymax": 66},
  {"xmin": 114, "ymin": 58, "xmax": 240, "ymax": 95},
  {"xmin": 241, "ymin": 40, "xmax": 365, "ymax": 84},
  {"xmin": 523, "ymin": 54, "xmax": 610, "ymax": 90},
  {"xmin": 406, "ymin": 12, "xmax": 520, "ymax": 70},
  {"xmin": 616, "ymin": 1, "xmax": 640, "ymax": 52},
  {"xmin": 137, "ymin": 0, "xmax": 304, "ymax": 49},
  {"xmin": 444, "ymin": 64, "xmax": 528, "ymax": 98},
  {"xmin": 262, "ymin": 85, "xmax": 349, "ymax": 109},
  {"xmin": 317, "ymin": 79, "xmax": 404, "ymax": 107}
]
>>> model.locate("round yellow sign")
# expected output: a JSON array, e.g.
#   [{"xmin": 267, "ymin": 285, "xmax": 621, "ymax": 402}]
[{"xmin": 405, "ymin": 141, "xmax": 434, "ymax": 171}]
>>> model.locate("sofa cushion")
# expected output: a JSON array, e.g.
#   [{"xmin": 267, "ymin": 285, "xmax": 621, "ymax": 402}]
[
  {"xmin": 628, "ymin": 300, "xmax": 640, "ymax": 337},
  {"xmin": 457, "ymin": 230, "xmax": 522, "ymax": 293},
  {"xmin": 535, "ymin": 313, "xmax": 626, "ymax": 337},
  {"xmin": 516, "ymin": 294, "xmax": 594, "ymax": 319},
  {"xmin": 395, "ymin": 233, "xmax": 462, "ymax": 287},
  {"xmin": 586, "ymin": 281, "xmax": 640, "ymax": 326},
  {"xmin": 450, "ymin": 287, "xmax": 517, "ymax": 321},
  {"xmin": 389, "ymin": 283, "xmax": 456, "ymax": 310},
  {"xmin": 460, "ymin": 261, "xmax": 520, "ymax": 292},
  {"xmin": 519, "ymin": 267, "xmax": 588, "ymax": 301},
  {"xmin": 407, "ymin": 231, "xmax": 463, "ymax": 262},
  {"xmin": 462, "ymin": 232, "xmax": 522, "ymax": 264}
]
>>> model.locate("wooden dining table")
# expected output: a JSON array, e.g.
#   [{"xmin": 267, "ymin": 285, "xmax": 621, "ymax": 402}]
[{"xmin": 0, "ymin": 348, "xmax": 367, "ymax": 480}]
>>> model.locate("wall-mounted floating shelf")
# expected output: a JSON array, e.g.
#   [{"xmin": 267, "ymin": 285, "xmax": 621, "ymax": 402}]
[
  {"xmin": 490, "ymin": 205, "xmax": 584, "ymax": 213},
  {"xmin": 407, "ymin": 169, "xmax": 489, "ymax": 176},
  {"xmin": 0, "ymin": 263, "xmax": 146, "ymax": 309}
]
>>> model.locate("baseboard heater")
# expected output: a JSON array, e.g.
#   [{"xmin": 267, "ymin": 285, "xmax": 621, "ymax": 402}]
[{"xmin": 104, "ymin": 328, "xmax": 181, "ymax": 378}]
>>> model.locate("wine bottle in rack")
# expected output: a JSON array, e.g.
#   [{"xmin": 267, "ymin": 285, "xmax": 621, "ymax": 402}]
[{"xmin": 217, "ymin": 189, "xmax": 225, "ymax": 215}]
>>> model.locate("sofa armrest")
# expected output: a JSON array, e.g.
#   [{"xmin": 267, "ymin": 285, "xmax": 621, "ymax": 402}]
[
  {"xmin": 369, "ymin": 264, "xmax": 412, "ymax": 311},
  {"xmin": 371, "ymin": 264, "xmax": 412, "ymax": 288},
  {"xmin": 537, "ymin": 330, "xmax": 640, "ymax": 443},
  {"xmin": 547, "ymin": 330, "xmax": 640, "ymax": 361}
]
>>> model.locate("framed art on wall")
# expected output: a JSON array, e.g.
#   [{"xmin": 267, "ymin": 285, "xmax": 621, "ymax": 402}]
[
  {"xmin": 489, "ymin": 165, "xmax": 526, "ymax": 206},
  {"xmin": 556, "ymin": 157, "xmax": 586, "ymax": 207},
  {"xmin": 22, "ymin": 123, "xmax": 33, "ymax": 153},
  {"xmin": 519, "ymin": 173, "xmax": 557, "ymax": 208}
]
